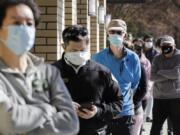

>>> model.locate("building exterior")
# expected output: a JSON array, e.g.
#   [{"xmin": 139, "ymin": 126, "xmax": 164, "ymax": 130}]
[{"xmin": 33, "ymin": 0, "xmax": 107, "ymax": 63}]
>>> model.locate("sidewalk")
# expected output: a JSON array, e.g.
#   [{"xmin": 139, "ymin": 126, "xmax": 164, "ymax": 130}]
[{"xmin": 142, "ymin": 121, "xmax": 167, "ymax": 135}]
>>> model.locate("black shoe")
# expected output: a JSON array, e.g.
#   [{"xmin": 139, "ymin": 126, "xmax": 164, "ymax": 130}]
[{"xmin": 146, "ymin": 117, "xmax": 153, "ymax": 122}]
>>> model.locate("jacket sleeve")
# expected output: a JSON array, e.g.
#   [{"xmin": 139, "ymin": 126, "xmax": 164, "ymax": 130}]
[
  {"xmin": 131, "ymin": 54, "xmax": 141, "ymax": 90},
  {"xmin": 157, "ymin": 65, "xmax": 180, "ymax": 80},
  {"xmin": 0, "ymin": 81, "xmax": 46, "ymax": 134},
  {"xmin": 29, "ymin": 65, "xmax": 79, "ymax": 135},
  {"xmin": 151, "ymin": 56, "xmax": 168, "ymax": 82},
  {"xmin": 95, "ymin": 71, "xmax": 123, "ymax": 122},
  {"xmin": 133, "ymin": 66, "xmax": 147, "ymax": 104}
]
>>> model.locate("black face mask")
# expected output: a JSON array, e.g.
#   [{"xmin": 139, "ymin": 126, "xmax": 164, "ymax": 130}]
[
  {"xmin": 161, "ymin": 45, "xmax": 173, "ymax": 54},
  {"xmin": 134, "ymin": 45, "xmax": 142, "ymax": 57}
]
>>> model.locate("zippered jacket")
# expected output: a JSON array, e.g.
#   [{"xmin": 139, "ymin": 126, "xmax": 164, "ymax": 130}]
[{"xmin": 0, "ymin": 53, "xmax": 79, "ymax": 135}]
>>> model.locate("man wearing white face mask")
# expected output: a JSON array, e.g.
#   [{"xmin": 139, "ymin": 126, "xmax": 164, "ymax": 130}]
[
  {"xmin": 143, "ymin": 34, "xmax": 158, "ymax": 125},
  {"xmin": 143, "ymin": 34, "xmax": 158, "ymax": 63},
  {"xmin": 53, "ymin": 25, "xmax": 123, "ymax": 135},
  {"xmin": 0, "ymin": 0, "xmax": 79, "ymax": 135},
  {"xmin": 92, "ymin": 19, "xmax": 141, "ymax": 135}
]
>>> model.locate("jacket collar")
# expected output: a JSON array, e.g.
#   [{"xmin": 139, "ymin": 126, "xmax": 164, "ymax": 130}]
[
  {"xmin": 108, "ymin": 46, "xmax": 127, "ymax": 59},
  {"xmin": 62, "ymin": 53, "xmax": 87, "ymax": 74},
  {"xmin": 0, "ymin": 52, "xmax": 44, "ymax": 74}
]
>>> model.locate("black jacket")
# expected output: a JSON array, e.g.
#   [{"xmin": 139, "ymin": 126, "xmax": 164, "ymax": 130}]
[
  {"xmin": 133, "ymin": 65, "xmax": 147, "ymax": 111},
  {"xmin": 53, "ymin": 56, "xmax": 123, "ymax": 135},
  {"xmin": 145, "ymin": 48, "xmax": 158, "ymax": 63}
]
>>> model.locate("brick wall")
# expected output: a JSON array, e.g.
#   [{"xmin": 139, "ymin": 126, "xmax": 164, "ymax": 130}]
[
  {"xmin": 57, "ymin": 0, "xmax": 65, "ymax": 59},
  {"xmin": 65, "ymin": 0, "xmax": 77, "ymax": 27},
  {"xmin": 77, "ymin": 0, "xmax": 107, "ymax": 55},
  {"xmin": 77, "ymin": 0, "xmax": 91, "ymax": 54},
  {"xmin": 99, "ymin": 0, "xmax": 107, "ymax": 50},
  {"xmin": 90, "ymin": 1, "xmax": 100, "ymax": 55},
  {"xmin": 33, "ymin": 0, "xmax": 107, "ymax": 61},
  {"xmin": 34, "ymin": 0, "xmax": 64, "ymax": 63},
  {"xmin": 77, "ymin": 0, "xmax": 90, "ymax": 28}
]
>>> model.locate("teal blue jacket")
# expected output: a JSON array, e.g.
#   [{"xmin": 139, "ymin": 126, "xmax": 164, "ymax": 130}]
[{"xmin": 92, "ymin": 48, "xmax": 141, "ymax": 116}]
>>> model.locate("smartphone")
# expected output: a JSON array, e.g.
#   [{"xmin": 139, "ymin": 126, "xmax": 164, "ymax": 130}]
[{"xmin": 79, "ymin": 102, "xmax": 94, "ymax": 111}]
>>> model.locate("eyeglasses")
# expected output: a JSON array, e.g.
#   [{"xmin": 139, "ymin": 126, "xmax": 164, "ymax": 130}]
[{"xmin": 109, "ymin": 30, "xmax": 124, "ymax": 35}]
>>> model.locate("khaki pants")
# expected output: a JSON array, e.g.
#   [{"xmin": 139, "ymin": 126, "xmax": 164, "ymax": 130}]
[{"xmin": 132, "ymin": 106, "xmax": 144, "ymax": 135}]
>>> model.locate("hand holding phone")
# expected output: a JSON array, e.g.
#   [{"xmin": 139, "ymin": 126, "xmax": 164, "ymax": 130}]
[
  {"xmin": 79, "ymin": 102, "xmax": 94, "ymax": 111},
  {"xmin": 78, "ymin": 102, "xmax": 98, "ymax": 119}
]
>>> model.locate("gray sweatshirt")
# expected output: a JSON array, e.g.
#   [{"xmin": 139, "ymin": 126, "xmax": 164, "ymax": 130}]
[
  {"xmin": 151, "ymin": 49, "xmax": 180, "ymax": 99},
  {"xmin": 0, "ymin": 53, "xmax": 79, "ymax": 135}
]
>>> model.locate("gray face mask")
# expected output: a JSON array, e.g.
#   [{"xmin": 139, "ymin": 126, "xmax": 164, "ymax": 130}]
[{"xmin": 0, "ymin": 25, "xmax": 35, "ymax": 56}]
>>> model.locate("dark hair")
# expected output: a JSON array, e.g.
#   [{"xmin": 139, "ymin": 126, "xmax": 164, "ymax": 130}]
[
  {"xmin": 143, "ymin": 34, "xmax": 153, "ymax": 41},
  {"xmin": 155, "ymin": 37, "xmax": 163, "ymax": 48},
  {"xmin": 132, "ymin": 38, "xmax": 144, "ymax": 45},
  {"xmin": 62, "ymin": 25, "xmax": 89, "ymax": 46},
  {"xmin": 0, "ymin": 0, "xmax": 40, "ymax": 28}
]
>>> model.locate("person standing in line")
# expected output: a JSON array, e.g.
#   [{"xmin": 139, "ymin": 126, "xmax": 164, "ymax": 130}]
[
  {"xmin": 150, "ymin": 35, "xmax": 180, "ymax": 135},
  {"xmin": 143, "ymin": 34, "xmax": 158, "ymax": 63},
  {"xmin": 133, "ymin": 38, "xmax": 153, "ymax": 126},
  {"xmin": 92, "ymin": 19, "xmax": 141, "ymax": 135},
  {"xmin": 151, "ymin": 36, "xmax": 174, "ymax": 135},
  {"xmin": 0, "ymin": 0, "xmax": 79, "ymax": 134},
  {"xmin": 53, "ymin": 25, "xmax": 123, "ymax": 135},
  {"xmin": 132, "ymin": 65, "xmax": 147, "ymax": 135},
  {"xmin": 143, "ymin": 34, "xmax": 158, "ymax": 123},
  {"xmin": 132, "ymin": 38, "xmax": 151, "ymax": 135}
]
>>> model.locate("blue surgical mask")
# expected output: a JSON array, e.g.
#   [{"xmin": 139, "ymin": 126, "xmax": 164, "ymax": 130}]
[
  {"xmin": 0, "ymin": 25, "xmax": 35, "ymax": 55},
  {"xmin": 108, "ymin": 34, "xmax": 123, "ymax": 47}
]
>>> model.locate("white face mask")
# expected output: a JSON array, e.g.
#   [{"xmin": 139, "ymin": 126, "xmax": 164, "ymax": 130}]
[
  {"xmin": 64, "ymin": 51, "xmax": 90, "ymax": 66},
  {"xmin": 145, "ymin": 42, "xmax": 153, "ymax": 49}
]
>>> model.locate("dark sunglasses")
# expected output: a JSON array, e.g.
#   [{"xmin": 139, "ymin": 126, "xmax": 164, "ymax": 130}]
[{"xmin": 109, "ymin": 30, "xmax": 124, "ymax": 35}]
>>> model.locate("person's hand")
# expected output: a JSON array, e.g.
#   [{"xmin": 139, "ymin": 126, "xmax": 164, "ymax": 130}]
[
  {"xmin": 72, "ymin": 101, "xmax": 80, "ymax": 112},
  {"xmin": 77, "ymin": 105, "xmax": 97, "ymax": 119}
]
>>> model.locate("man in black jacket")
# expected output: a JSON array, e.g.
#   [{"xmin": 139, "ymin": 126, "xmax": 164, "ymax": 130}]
[{"xmin": 53, "ymin": 25, "xmax": 123, "ymax": 135}]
